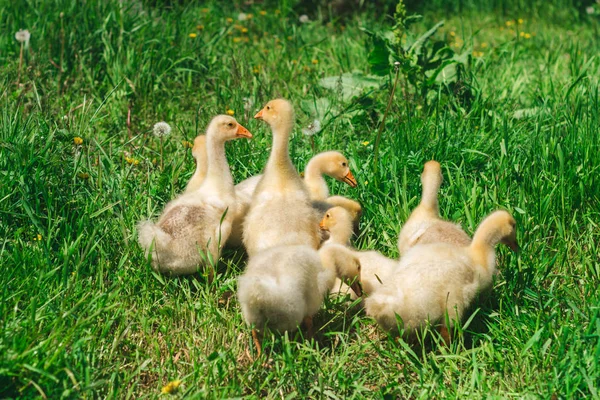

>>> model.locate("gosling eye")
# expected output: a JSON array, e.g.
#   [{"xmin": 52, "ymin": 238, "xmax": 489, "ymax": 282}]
[
  {"xmin": 326, "ymin": 213, "xmax": 330, "ymax": 218},
  {"xmin": 342, "ymin": 162, "xmax": 347, "ymax": 167},
  {"xmin": 266, "ymin": 106, "xmax": 271, "ymax": 110},
  {"xmin": 228, "ymin": 122, "xmax": 234, "ymax": 128}
]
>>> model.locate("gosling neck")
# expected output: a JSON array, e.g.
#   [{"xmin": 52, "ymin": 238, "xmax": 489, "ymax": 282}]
[
  {"xmin": 264, "ymin": 120, "xmax": 302, "ymax": 187},
  {"xmin": 201, "ymin": 135, "xmax": 234, "ymax": 197},
  {"xmin": 470, "ymin": 218, "xmax": 503, "ymax": 275},
  {"xmin": 185, "ymin": 148, "xmax": 208, "ymax": 193},
  {"xmin": 304, "ymin": 156, "xmax": 329, "ymax": 201},
  {"xmin": 420, "ymin": 173, "xmax": 442, "ymax": 214},
  {"xmin": 319, "ymin": 247, "xmax": 341, "ymax": 294},
  {"xmin": 328, "ymin": 221, "xmax": 353, "ymax": 246}
]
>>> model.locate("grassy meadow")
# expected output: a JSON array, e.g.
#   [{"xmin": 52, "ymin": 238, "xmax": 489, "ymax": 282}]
[{"xmin": 1, "ymin": 0, "xmax": 599, "ymax": 398}]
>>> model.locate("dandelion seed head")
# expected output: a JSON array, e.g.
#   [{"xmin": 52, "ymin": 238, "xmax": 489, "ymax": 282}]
[
  {"xmin": 238, "ymin": 13, "xmax": 248, "ymax": 21},
  {"xmin": 299, "ymin": 14, "xmax": 310, "ymax": 23},
  {"xmin": 302, "ymin": 120, "xmax": 321, "ymax": 136},
  {"xmin": 153, "ymin": 122, "xmax": 171, "ymax": 138},
  {"xmin": 15, "ymin": 29, "xmax": 31, "ymax": 44},
  {"xmin": 243, "ymin": 97, "xmax": 254, "ymax": 112}
]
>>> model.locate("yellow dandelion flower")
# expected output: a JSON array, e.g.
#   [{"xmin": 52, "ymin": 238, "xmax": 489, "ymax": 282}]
[
  {"xmin": 226, "ymin": 17, "xmax": 233, "ymax": 23},
  {"xmin": 233, "ymin": 37, "xmax": 242, "ymax": 43},
  {"xmin": 473, "ymin": 50, "xmax": 484, "ymax": 57},
  {"xmin": 77, "ymin": 172, "xmax": 90, "ymax": 179},
  {"xmin": 74, "ymin": 137, "xmax": 83, "ymax": 145},
  {"xmin": 311, "ymin": 59, "xmax": 318, "ymax": 64},
  {"xmin": 481, "ymin": 42, "xmax": 488, "ymax": 48},
  {"xmin": 450, "ymin": 31, "xmax": 456, "ymax": 37},
  {"xmin": 246, "ymin": 13, "xmax": 253, "ymax": 19},
  {"xmin": 259, "ymin": 10, "xmax": 267, "ymax": 16},
  {"xmin": 197, "ymin": 25, "xmax": 204, "ymax": 31},
  {"xmin": 201, "ymin": 8, "xmax": 209, "ymax": 13},
  {"xmin": 364, "ymin": 181, "xmax": 369, "ymax": 185},
  {"xmin": 182, "ymin": 140, "xmax": 193, "ymax": 149},
  {"xmin": 362, "ymin": 141, "xmax": 370, "ymax": 146},
  {"xmin": 161, "ymin": 380, "xmax": 182, "ymax": 395},
  {"xmin": 125, "ymin": 156, "xmax": 139, "ymax": 165},
  {"xmin": 226, "ymin": 109, "xmax": 235, "ymax": 116},
  {"xmin": 34, "ymin": 234, "xmax": 42, "ymax": 241},
  {"xmin": 252, "ymin": 66, "xmax": 261, "ymax": 74},
  {"xmin": 287, "ymin": 35, "xmax": 293, "ymax": 41},
  {"xmin": 519, "ymin": 31, "xmax": 525, "ymax": 37},
  {"xmin": 291, "ymin": 60, "xmax": 298, "ymax": 65},
  {"xmin": 303, "ymin": 66, "xmax": 311, "ymax": 72},
  {"xmin": 189, "ymin": 33, "xmax": 197, "ymax": 39},
  {"xmin": 241, "ymin": 27, "xmax": 248, "ymax": 33},
  {"xmin": 524, "ymin": 33, "xmax": 531, "ymax": 39},
  {"xmin": 505, "ymin": 20, "xmax": 514, "ymax": 26},
  {"xmin": 518, "ymin": 18, "xmax": 524, "ymax": 24}
]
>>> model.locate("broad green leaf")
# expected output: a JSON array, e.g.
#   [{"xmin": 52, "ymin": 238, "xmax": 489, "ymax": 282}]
[
  {"xmin": 368, "ymin": 35, "xmax": 391, "ymax": 76},
  {"xmin": 408, "ymin": 20, "xmax": 445, "ymax": 56}
]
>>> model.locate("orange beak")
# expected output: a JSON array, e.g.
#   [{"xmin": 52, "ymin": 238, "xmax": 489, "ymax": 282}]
[
  {"xmin": 341, "ymin": 170, "xmax": 358, "ymax": 188},
  {"xmin": 254, "ymin": 108, "xmax": 264, "ymax": 120},
  {"xmin": 319, "ymin": 219, "xmax": 328, "ymax": 231},
  {"xmin": 235, "ymin": 124, "xmax": 253, "ymax": 139}
]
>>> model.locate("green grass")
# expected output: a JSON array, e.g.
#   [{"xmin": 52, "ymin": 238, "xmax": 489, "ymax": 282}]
[{"xmin": 1, "ymin": 0, "xmax": 599, "ymax": 398}]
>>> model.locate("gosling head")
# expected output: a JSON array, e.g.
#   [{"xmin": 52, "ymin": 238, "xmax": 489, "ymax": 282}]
[
  {"xmin": 319, "ymin": 206, "xmax": 353, "ymax": 232},
  {"xmin": 497, "ymin": 211, "xmax": 519, "ymax": 252},
  {"xmin": 321, "ymin": 244, "xmax": 363, "ymax": 297},
  {"xmin": 342, "ymin": 254, "xmax": 363, "ymax": 297},
  {"xmin": 207, "ymin": 115, "xmax": 253, "ymax": 141},
  {"xmin": 421, "ymin": 160, "xmax": 442, "ymax": 186},
  {"xmin": 476, "ymin": 210, "xmax": 520, "ymax": 252},
  {"xmin": 254, "ymin": 98, "xmax": 295, "ymax": 131},
  {"xmin": 318, "ymin": 151, "xmax": 357, "ymax": 188}
]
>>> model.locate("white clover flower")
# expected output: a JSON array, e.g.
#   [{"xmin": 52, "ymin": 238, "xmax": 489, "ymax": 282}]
[
  {"xmin": 238, "ymin": 13, "xmax": 248, "ymax": 21},
  {"xmin": 302, "ymin": 119, "xmax": 321, "ymax": 136},
  {"xmin": 243, "ymin": 97, "xmax": 254, "ymax": 112},
  {"xmin": 15, "ymin": 29, "xmax": 31, "ymax": 45},
  {"xmin": 153, "ymin": 121, "xmax": 172, "ymax": 137},
  {"xmin": 299, "ymin": 14, "xmax": 310, "ymax": 23}
]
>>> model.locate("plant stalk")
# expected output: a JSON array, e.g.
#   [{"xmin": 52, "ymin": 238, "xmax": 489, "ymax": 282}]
[{"xmin": 373, "ymin": 63, "xmax": 401, "ymax": 178}]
